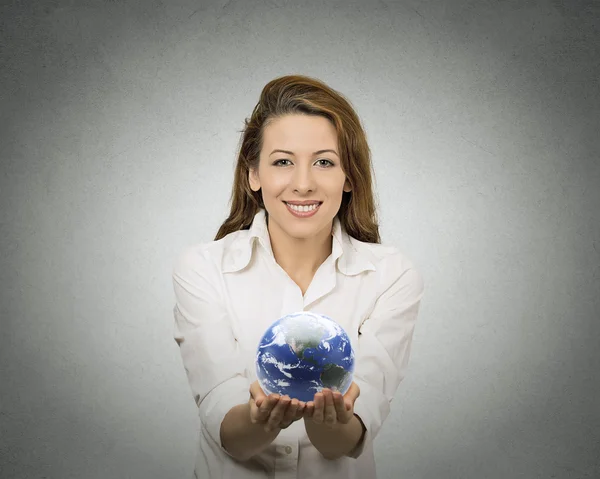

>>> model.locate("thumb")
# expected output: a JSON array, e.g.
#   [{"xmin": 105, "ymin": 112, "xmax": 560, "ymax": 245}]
[
  {"xmin": 343, "ymin": 381, "xmax": 360, "ymax": 408},
  {"xmin": 351, "ymin": 381, "xmax": 360, "ymax": 400},
  {"xmin": 250, "ymin": 380, "xmax": 267, "ymax": 404}
]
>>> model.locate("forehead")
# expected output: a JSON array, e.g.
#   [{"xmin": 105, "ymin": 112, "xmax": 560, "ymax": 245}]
[{"xmin": 262, "ymin": 114, "xmax": 338, "ymax": 149}]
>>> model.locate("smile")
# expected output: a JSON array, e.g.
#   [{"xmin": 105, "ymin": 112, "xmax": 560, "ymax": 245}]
[{"xmin": 284, "ymin": 202, "xmax": 322, "ymax": 218}]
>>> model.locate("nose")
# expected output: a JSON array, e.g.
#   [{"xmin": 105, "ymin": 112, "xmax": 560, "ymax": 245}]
[{"xmin": 291, "ymin": 163, "xmax": 316, "ymax": 193}]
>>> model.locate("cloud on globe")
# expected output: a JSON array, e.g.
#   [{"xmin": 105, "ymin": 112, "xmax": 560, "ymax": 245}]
[{"xmin": 255, "ymin": 311, "xmax": 355, "ymax": 402}]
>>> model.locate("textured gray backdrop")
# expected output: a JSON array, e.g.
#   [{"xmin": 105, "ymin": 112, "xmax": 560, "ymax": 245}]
[{"xmin": 1, "ymin": 1, "xmax": 599, "ymax": 478}]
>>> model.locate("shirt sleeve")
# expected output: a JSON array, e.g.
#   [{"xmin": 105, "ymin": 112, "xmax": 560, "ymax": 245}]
[
  {"xmin": 349, "ymin": 252, "xmax": 425, "ymax": 458},
  {"xmin": 172, "ymin": 245, "xmax": 250, "ymax": 455}
]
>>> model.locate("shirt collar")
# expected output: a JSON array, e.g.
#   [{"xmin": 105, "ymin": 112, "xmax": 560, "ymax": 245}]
[{"xmin": 221, "ymin": 208, "xmax": 376, "ymax": 276}]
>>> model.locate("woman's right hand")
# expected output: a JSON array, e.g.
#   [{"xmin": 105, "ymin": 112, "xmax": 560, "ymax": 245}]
[{"xmin": 249, "ymin": 380, "xmax": 306, "ymax": 432}]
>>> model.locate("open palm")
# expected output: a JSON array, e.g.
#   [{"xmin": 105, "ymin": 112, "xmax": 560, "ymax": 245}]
[{"xmin": 249, "ymin": 380, "xmax": 306, "ymax": 431}]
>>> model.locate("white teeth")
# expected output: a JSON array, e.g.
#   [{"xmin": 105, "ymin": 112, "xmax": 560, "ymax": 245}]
[{"xmin": 286, "ymin": 202, "xmax": 319, "ymax": 212}]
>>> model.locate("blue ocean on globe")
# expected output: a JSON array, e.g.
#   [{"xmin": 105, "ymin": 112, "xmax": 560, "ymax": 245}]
[{"xmin": 255, "ymin": 311, "xmax": 355, "ymax": 403}]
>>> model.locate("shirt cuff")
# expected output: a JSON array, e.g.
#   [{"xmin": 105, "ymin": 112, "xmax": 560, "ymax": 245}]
[
  {"xmin": 199, "ymin": 375, "xmax": 250, "ymax": 455},
  {"xmin": 348, "ymin": 377, "xmax": 390, "ymax": 459}
]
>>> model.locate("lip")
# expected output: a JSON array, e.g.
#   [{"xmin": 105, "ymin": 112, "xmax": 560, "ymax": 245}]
[
  {"xmin": 284, "ymin": 201, "xmax": 321, "ymax": 218},
  {"xmin": 284, "ymin": 200, "xmax": 323, "ymax": 206}
]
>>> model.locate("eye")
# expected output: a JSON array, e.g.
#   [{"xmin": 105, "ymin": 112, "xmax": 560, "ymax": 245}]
[
  {"xmin": 273, "ymin": 159, "xmax": 292, "ymax": 166},
  {"xmin": 273, "ymin": 159, "xmax": 334, "ymax": 167},
  {"xmin": 316, "ymin": 159, "xmax": 334, "ymax": 167}
]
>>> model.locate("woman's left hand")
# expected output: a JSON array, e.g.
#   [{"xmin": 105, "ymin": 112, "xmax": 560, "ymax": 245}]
[{"xmin": 303, "ymin": 381, "xmax": 360, "ymax": 427}]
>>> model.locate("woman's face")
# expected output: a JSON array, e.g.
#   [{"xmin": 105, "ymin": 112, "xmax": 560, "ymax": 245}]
[{"xmin": 249, "ymin": 114, "xmax": 351, "ymax": 240}]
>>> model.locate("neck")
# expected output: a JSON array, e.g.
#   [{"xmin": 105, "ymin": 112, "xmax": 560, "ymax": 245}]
[{"xmin": 267, "ymin": 217, "xmax": 334, "ymax": 277}]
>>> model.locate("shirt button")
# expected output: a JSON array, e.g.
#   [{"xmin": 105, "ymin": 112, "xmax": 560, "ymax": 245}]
[{"xmin": 284, "ymin": 445, "xmax": 292, "ymax": 454}]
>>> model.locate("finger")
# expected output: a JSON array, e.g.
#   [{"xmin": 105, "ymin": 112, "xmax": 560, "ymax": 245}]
[
  {"xmin": 265, "ymin": 396, "xmax": 290, "ymax": 432},
  {"xmin": 303, "ymin": 401, "xmax": 315, "ymax": 418},
  {"xmin": 281, "ymin": 398, "xmax": 299, "ymax": 425},
  {"xmin": 333, "ymin": 390, "xmax": 348, "ymax": 422},
  {"xmin": 249, "ymin": 382, "xmax": 257, "ymax": 398},
  {"xmin": 250, "ymin": 381, "xmax": 267, "ymax": 408},
  {"xmin": 323, "ymin": 389, "xmax": 337, "ymax": 427},
  {"xmin": 351, "ymin": 381, "xmax": 360, "ymax": 400},
  {"xmin": 249, "ymin": 395, "xmax": 258, "ymax": 419},
  {"xmin": 342, "ymin": 382, "xmax": 360, "ymax": 412},
  {"xmin": 294, "ymin": 401, "xmax": 306, "ymax": 421},
  {"xmin": 250, "ymin": 381, "xmax": 267, "ymax": 400},
  {"xmin": 257, "ymin": 393, "xmax": 279, "ymax": 422},
  {"xmin": 254, "ymin": 392, "xmax": 266, "ymax": 409},
  {"xmin": 312, "ymin": 392, "xmax": 325, "ymax": 424},
  {"xmin": 344, "ymin": 381, "xmax": 360, "ymax": 402}
]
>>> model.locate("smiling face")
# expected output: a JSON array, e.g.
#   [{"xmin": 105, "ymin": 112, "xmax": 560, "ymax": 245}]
[{"xmin": 249, "ymin": 114, "xmax": 352, "ymax": 241}]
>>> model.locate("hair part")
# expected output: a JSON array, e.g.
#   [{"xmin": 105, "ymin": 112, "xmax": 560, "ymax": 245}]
[{"xmin": 214, "ymin": 74, "xmax": 381, "ymax": 244}]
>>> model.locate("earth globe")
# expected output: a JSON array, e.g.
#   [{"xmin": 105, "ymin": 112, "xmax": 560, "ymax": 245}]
[{"xmin": 255, "ymin": 311, "xmax": 355, "ymax": 402}]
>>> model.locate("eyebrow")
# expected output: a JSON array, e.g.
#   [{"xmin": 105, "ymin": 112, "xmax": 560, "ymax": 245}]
[{"xmin": 269, "ymin": 149, "xmax": 339, "ymax": 157}]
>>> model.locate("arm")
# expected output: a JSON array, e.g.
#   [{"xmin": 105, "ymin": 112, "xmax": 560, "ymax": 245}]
[
  {"xmin": 301, "ymin": 381, "xmax": 365, "ymax": 459},
  {"xmin": 172, "ymin": 246, "xmax": 285, "ymax": 461},
  {"xmin": 348, "ymin": 253, "xmax": 425, "ymax": 458},
  {"xmin": 221, "ymin": 383, "xmax": 306, "ymax": 461},
  {"xmin": 302, "ymin": 254, "xmax": 424, "ymax": 460},
  {"xmin": 220, "ymin": 403, "xmax": 281, "ymax": 461}
]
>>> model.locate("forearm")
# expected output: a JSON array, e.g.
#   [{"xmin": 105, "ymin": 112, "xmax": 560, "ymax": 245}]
[
  {"xmin": 304, "ymin": 414, "xmax": 366, "ymax": 460},
  {"xmin": 220, "ymin": 403, "xmax": 281, "ymax": 461}
]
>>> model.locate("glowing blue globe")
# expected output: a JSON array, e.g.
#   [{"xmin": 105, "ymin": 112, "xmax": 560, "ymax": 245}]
[{"xmin": 255, "ymin": 311, "xmax": 355, "ymax": 402}]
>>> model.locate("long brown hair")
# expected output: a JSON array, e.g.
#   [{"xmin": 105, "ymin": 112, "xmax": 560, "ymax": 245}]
[{"xmin": 214, "ymin": 74, "xmax": 381, "ymax": 244}]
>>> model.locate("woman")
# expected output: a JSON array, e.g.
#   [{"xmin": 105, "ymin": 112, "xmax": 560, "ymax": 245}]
[{"xmin": 172, "ymin": 75, "xmax": 425, "ymax": 478}]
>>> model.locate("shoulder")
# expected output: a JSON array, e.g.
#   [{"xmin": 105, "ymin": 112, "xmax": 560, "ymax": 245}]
[
  {"xmin": 348, "ymin": 236, "xmax": 419, "ymax": 272},
  {"xmin": 172, "ymin": 229, "xmax": 250, "ymax": 279},
  {"xmin": 349, "ymin": 237, "xmax": 425, "ymax": 294}
]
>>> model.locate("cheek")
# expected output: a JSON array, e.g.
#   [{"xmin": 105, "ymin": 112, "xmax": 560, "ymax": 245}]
[
  {"xmin": 261, "ymin": 174, "xmax": 289, "ymax": 194},
  {"xmin": 325, "ymin": 177, "xmax": 348, "ymax": 195}
]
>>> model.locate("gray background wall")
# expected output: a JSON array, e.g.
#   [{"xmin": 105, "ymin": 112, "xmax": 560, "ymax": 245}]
[{"xmin": 1, "ymin": 1, "xmax": 598, "ymax": 478}]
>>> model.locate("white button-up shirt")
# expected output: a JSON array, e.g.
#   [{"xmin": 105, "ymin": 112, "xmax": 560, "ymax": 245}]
[{"xmin": 172, "ymin": 209, "xmax": 425, "ymax": 479}]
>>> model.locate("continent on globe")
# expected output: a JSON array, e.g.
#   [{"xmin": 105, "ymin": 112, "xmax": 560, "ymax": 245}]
[
  {"xmin": 320, "ymin": 363, "xmax": 348, "ymax": 391},
  {"xmin": 255, "ymin": 311, "xmax": 355, "ymax": 402}
]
